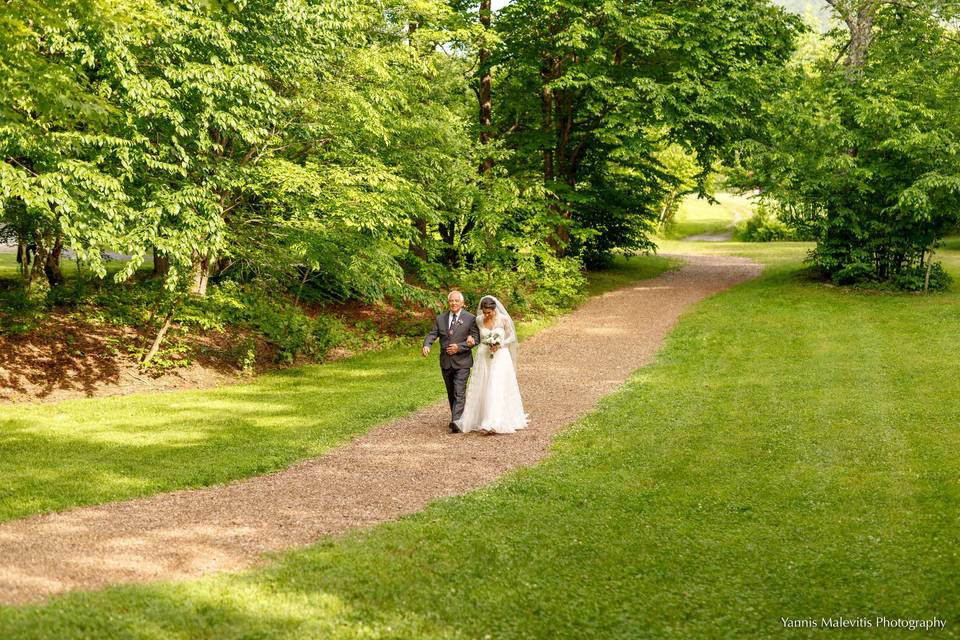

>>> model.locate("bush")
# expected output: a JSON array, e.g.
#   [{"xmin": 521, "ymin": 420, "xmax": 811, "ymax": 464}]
[
  {"xmin": 829, "ymin": 260, "xmax": 952, "ymax": 292},
  {"xmin": 733, "ymin": 203, "xmax": 799, "ymax": 242},
  {"xmin": 453, "ymin": 252, "xmax": 586, "ymax": 317},
  {"xmin": 892, "ymin": 262, "xmax": 952, "ymax": 292},
  {"xmin": 205, "ymin": 281, "xmax": 347, "ymax": 363}
]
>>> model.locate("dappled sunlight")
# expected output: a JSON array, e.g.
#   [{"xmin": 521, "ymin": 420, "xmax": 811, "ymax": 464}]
[
  {"xmin": 0, "ymin": 340, "xmax": 446, "ymax": 523},
  {"xmin": 580, "ymin": 326, "xmax": 632, "ymax": 337},
  {"xmin": 628, "ymin": 285, "xmax": 675, "ymax": 292},
  {"xmin": 0, "ymin": 567, "xmax": 66, "ymax": 595}
]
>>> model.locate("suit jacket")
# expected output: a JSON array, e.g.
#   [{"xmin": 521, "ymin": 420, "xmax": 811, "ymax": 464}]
[{"xmin": 423, "ymin": 310, "xmax": 480, "ymax": 369}]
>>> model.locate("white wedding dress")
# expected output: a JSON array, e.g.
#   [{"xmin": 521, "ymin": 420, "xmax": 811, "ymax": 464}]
[{"xmin": 460, "ymin": 303, "xmax": 528, "ymax": 434}]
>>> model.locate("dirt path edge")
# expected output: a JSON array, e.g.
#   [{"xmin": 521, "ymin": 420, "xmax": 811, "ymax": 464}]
[{"xmin": 0, "ymin": 253, "xmax": 760, "ymax": 606}]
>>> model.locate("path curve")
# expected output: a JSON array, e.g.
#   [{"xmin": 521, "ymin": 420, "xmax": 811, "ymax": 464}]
[
  {"xmin": 0, "ymin": 254, "xmax": 760, "ymax": 605},
  {"xmin": 681, "ymin": 198, "xmax": 750, "ymax": 242}
]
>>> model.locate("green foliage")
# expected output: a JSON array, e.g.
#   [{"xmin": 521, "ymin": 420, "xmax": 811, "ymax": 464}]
[
  {"xmin": 206, "ymin": 282, "xmax": 347, "ymax": 363},
  {"xmin": 733, "ymin": 202, "xmax": 800, "ymax": 242},
  {"xmin": 0, "ymin": 0, "xmax": 814, "ymax": 348},
  {"xmin": 493, "ymin": 0, "xmax": 801, "ymax": 263},
  {"xmin": 737, "ymin": 2, "xmax": 960, "ymax": 289},
  {"xmin": 892, "ymin": 262, "xmax": 952, "ymax": 292},
  {"xmin": 836, "ymin": 260, "xmax": 953, "ymax": 293},
  {"xmin": 455, "ymin": 251, "xmax": 586, "ymax": 316},
  {"xmin": 135, "ymin": 340, "xmax": 193, "ymax": 373}
]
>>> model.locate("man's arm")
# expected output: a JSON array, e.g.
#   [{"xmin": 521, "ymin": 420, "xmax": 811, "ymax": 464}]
[
  {"xmin": 422, "ymin": 316, "xmax": 441, "ymax": 356},
  {"xmin": 460, "ymin": 318, "xmax": 480, "ymax": 350}
]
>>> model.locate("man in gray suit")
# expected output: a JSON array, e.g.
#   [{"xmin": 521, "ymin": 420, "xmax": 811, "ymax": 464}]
[{"xmin": 422, "ymin": 291, "xmax": 480, "ymax": 433}]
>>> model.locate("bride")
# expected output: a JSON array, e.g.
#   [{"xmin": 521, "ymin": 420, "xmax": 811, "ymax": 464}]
[{"xmin": 460, "ymin": 296, "xmax": 528, "ymax": 434}]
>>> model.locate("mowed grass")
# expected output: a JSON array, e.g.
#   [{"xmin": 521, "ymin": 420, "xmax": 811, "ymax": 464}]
[
  {"xmin": 0, "ymin": 251, "xmax": 151, "ymax": 282},
  {"xmin": 585, "ymin": 253, "xmax": 680, "ymax": 296},
  {"xmin": 659, "ymin": 192, "xmax": 756, "ymax": 240},
  {"xmin": 0, "ymin": 251, "xmax": 19, "ymax": 279},
  {"xmin": 0, "ymin": 345, "xmax": 444, "ymax": 523},
  {"xmin": 0, "ymin": 255, "xmax": 675, "ymax": 524},
  {"xmin": 2, "ymin": 244, "xmax": 958, "ymax": 637}
]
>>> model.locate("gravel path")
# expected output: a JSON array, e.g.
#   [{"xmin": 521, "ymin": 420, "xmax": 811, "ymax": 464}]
[{"xmin": 0, "ymin": 254, "xmax": 759, "ymax": 606}]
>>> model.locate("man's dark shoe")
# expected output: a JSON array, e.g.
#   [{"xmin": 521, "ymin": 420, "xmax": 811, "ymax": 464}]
[{"xmin": 449, "ymin": 422, "xmax": 461, "ymax": 433}]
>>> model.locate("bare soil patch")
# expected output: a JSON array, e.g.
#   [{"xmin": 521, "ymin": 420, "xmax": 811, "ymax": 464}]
[{"xmin": 0, "ymin": 317, "xmax": 279, "ymax": 404}]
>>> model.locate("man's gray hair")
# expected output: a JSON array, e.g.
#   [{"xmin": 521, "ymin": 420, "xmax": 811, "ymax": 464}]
[{"xmin": 447, "ymin": 290, "xmax": 464, "ymax": 301}]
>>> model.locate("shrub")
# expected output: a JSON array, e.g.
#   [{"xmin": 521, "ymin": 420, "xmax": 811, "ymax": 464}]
[
  {"xmin": 892, "ymin": 262, "xmax": 952, "ymax": 292},
  {"xmin": 733, "ymin": 203, "xmax": 798, "ymax": 242},
  {"xmin": 830, "ymin": 260, "xmax": 951, "ymax": 292},
  {"xmin": 212, "ymin": 282, "xmax": 348, "ymax": 363}
]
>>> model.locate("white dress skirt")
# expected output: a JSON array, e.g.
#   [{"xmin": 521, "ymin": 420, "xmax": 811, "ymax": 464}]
[{"xmin": 460, "ymin": 323, "xmax": 528, "ymax": 434}]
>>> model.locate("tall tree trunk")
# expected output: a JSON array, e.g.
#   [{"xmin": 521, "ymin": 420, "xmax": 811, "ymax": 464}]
[
  {"xmin": 478, "ymin": 0, "xmax": 494, "ymax": 176},
  {"xmin": 827, "ymin": 0, "xmax": 878, "ymax": 76},
  {"xmin": 406, "ymin": 18, "xmax": 430, "ymax": 261},
  {"xmin": 43, "ymin": 236, "xmax": 64, "ymax": 287},
  {"xmin": 541, "ymin": 81, "xmax": 555, "ymax": 184},
  {"xmin": 542, "ymin": 57, "xmax": 575, "ymax": 257},
  {"xmin": 153, "ymin": 248, "xmax": 170, "ymax": 278},
  {"xmin": 191, "ymin": 251, "xmax": 211, "ymax": 297}
]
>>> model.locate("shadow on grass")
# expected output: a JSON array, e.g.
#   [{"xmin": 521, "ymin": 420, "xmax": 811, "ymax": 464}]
[
  {"xmin": 1, "ymin": 257, "xmax": 959, "ymax": 637},
  {"xmin": 0, "ymin": 344, "xmax": 444, "ymax": 522}
]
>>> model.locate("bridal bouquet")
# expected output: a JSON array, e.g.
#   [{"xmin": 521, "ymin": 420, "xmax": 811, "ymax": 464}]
[{"xmin": 482, "ymin": 329, "xmax": 504, "ymax": 358}]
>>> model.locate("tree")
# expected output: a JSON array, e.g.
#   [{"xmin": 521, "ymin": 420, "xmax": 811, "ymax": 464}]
[
  {"xmin": 738, "ymin": 0, "xmax": 960, "ymax": 288},
  {"xmin": 0, "ymin": 0, "xmax": 146, "ymax": 290},
  {"xmin": 493, "ymin": 0, "xmax": 800, "ymax": 263}
]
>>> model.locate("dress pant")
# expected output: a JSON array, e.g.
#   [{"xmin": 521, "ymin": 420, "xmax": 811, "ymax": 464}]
[{"xmin": 441, "ymin": 366, "xmax": 470, "ymax": 423}]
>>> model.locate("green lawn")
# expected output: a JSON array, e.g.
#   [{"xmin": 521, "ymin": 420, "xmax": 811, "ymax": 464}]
[
  {"xmin": 659, "ymin": 192, "xmax": 757, "ymax": 240},
  {"xmin": 0, "ymin": 255, "xmax": 675, "ymax": 524},
  {"xmin": 585, "ymin": 253, "xmax": 681, "ymax": 296},
  {"xmin": 0, "ymin": 251, "xmax": 149, "ymax": 282},
  {"xmin": 0, "ymin": 345, "xmax": 443, "ymax": 522},
  {"xmin": 2, "ymin": 244, "xmax": 957, "ymax": 637},
  {"xmin": 0, "ymin": 251, "xmax": 18, "ymax": 279}
]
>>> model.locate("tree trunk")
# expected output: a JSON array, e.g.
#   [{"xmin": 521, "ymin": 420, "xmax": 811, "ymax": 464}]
[
  {"xmin": 43, "ymin": 236, "xmax": 64, "ymax": 287},
  {"xmin": 410, "ymin": 219, "xmax": 428, "ymax": 261},
  {"xmin": 405, "ymin": 18, "xmax": 432, "ymax": 260},
  {"xmin": 541, "ymin": 81, "xmax": 555, "ymax": 184},
  {"xmin": 191, "ymin": 251, "xmax": 211, "ymax": 297},
  {"xmin": 541, "ymin": 62, "xmax": 563, "ymax": 256},
  {"xmin": 153, "ymin": 248, "xmax": 170, "ymax": 277},
  {"xmin": 16, "ymin": 241, "xmax": 30, "ymax": 277},
  {"xmin": 142, "ymin": 308, "xmax": 175, "ymax": 365},
  {"xmin": 478, "ymin": 0, "xmax": 494, "ymax": 176},
  {"xmin": 826, "ymin": 0, "xmax": 878, "ymax": 76},
  {"xmin": 28, "ymin": 243, "xmax": 47, "ymax": 290},
  {"xmin": 924, "ymin": 245, "xmax": 935, "ymax": 293}
]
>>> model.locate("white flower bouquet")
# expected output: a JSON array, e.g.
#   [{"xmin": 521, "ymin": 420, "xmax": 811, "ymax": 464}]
[{"xmin": 481, "ymin": 328, "xmax": 504, "ymax": 358}]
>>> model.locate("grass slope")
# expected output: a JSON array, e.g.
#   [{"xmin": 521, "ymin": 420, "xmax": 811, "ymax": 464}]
[
  {"xmin": 2, "ymin": 244, "xmax": 957, "ymax": 637},
  {"xmin": 0, "ymin": 255, "xmax": 676, "ymax": 524},
  {"xmin": 659, "ymin": 193, "xmax": 756, "ymax": 240},
  {"xmin": 585, "ymin": 254, "xmax": 680, "ymax": 296}
]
